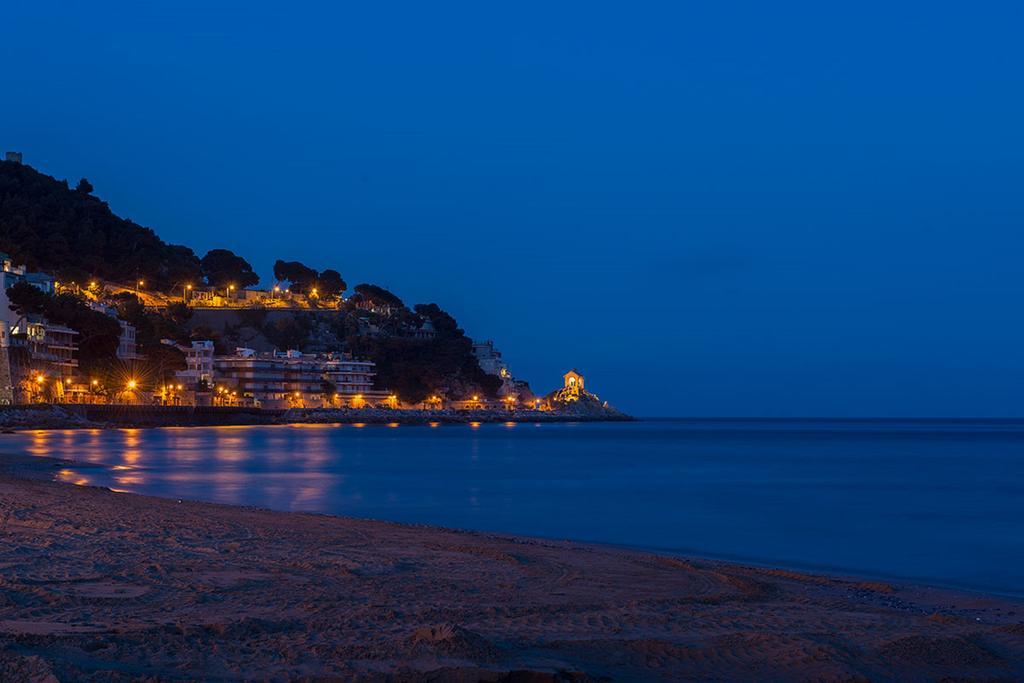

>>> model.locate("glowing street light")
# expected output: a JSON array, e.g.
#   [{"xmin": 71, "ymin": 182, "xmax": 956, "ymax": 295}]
[{"xmin": 127, "ymin": 379, "xmax": 137, "ymax": 390}]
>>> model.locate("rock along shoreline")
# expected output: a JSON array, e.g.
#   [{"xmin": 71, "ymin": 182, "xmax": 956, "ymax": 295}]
[{"xmin": 0, "ymin": 404, "xmax": 634, "ymax": 431}]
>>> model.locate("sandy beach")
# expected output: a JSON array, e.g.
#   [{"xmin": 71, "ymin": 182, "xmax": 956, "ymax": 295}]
[{"xmin": 1, "ymin": 454, "xmax": 1022, "ymax": 681}]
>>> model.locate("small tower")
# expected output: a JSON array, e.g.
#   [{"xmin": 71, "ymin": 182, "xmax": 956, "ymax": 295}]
[{"xmin": 563, "ymin": 369, "xmax": 585, "ymax": 396}]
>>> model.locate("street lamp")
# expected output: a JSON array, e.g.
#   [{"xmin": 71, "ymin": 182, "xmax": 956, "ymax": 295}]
[{"xmin": 184, "ymin": 283, "xmax": 192, "ymax": 303}]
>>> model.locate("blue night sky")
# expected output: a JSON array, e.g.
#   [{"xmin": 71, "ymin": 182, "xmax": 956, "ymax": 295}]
[{"xmin": 2, "ymin": 2, "xmax": 1022, "ymax": 417}]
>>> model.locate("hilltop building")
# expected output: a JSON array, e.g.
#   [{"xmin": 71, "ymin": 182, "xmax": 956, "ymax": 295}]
[
  {"xmin": 472, "ymin": 339, "xmax": 531, "ymax": 398},
  {"xmin": 472, "ymin": 340, "xmax": 507, "ymax": 377},
  {"xmin": 546, "ymin": 368, "xmax": 601, "ymax": 406},
  {"xmin": 563, "ymin": 369, "xmax": 585, "ymax": 397}
]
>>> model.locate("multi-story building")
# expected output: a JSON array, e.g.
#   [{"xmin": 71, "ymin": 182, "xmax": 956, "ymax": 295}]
[
  {"xmin": 0, "ymin": 255, "xmax": 55, "ymax": 348},
  {"xmin": 472, "ymin": 340, "xmax": 507, "ymax": 377},
  {"xmin": 214, "ymin": 349, "xmax": 325, "ymax": 408},
  {"xmin": 213, "ymin": 349, "xmax": 389, "ymax": 409},
  {"xmin": 0, "ymin": 257, "xmax": 73, "ymax": 403},
  {"xmin": 117, "ymin": 320, "xmax": 142, "ymax": 361},
  {"xmin": 178, "ymin": 340, "xmax": 215, "ymax": 388},
  {"xmin": 322, "ymin": 356, "xmax": 376, "ymax": 396},
  {"xmin": 159, "ymin": 339, "xmax": 215, "ymax": 391},
  {"xmin": 473, "ymin": 339, "xmax": 517, "ymax": 396}
]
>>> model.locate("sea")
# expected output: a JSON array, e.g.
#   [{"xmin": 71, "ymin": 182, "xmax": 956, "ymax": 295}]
[{"xmin": 9, "ymin": 418, "xmax": 1024, "ymax": 595}]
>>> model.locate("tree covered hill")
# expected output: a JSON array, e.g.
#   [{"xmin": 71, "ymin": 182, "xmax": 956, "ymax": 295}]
[
  {"xmin": 0, "ymin": 160, "xmax": 201, "ymax": 288},
  {"xmin": 0, "ymin": 159, "xmax": 505, "ymax": 402}
]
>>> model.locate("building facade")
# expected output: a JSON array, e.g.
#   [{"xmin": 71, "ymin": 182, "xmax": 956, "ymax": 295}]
[
  {"xmin": 322, "ymin": 357, "xmax": 376, "ymax": 396},
  {"xmin": 213, "ymin": 349, "xmax": 388, "ymax": 409}
]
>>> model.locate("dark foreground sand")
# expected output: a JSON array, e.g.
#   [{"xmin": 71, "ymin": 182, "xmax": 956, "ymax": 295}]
[{"xmin": 1, "ymin": 455, "xmax": 1022, "ymax": 682}]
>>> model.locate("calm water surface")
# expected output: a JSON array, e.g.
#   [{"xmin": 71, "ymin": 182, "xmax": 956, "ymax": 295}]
[{"xmin": 9, "ymin": 419, "xmax": 1024, "ymax": 595}]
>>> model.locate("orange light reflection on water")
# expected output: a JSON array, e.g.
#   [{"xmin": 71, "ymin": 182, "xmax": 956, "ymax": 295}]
[{"xmin": 20, "ymin": 424, "xmax": 354, "ymax": 513}]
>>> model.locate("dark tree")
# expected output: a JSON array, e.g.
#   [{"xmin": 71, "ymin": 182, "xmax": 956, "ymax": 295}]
[
  {"xmin": 354, "ymin": 283, "xmax": 404, "ymax": 309},
  {"xmin": 75, "ymin": 178, "xmax": 94, "ymax": 195},
  {"xmin": 317, "ymin": 269, "xmax": 347, "ymax": 297},
  {"xmin": 0, "ymin": 161, "xmax": 202, "ymax": 289},
  {"xmin": 165, "ymin": 301, "xmax": 193, "ymax": 327},
  {"xmin": 201, "ymin": 249, "xmax": 259, "ymax": 288},
  {"xmin": 6, "ymin": 282, "xmax": 121, "ymax": 375},
  {"xmin": 321, "ymin": 379, "xmax": 337, "ymax": 399},
  {"xmin": 414, "ymin": 303, "xmax": 461, "ymax": 336},
  {"xmin": 273, "ymin": 260, "xmax": 318, "ymax": 290},
  {"xmin": 5, "ymin": 281, "xmax": 48, "ymax": 317},
  {"xmin": 56, "ymin": 266, "xmax": 92, "ymax": 286},
  {"xmin": 263, "ymin": 315, "xmax": 313, "ymax": 352}
]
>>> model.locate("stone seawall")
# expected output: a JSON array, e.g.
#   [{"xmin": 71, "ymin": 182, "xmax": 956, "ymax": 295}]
[{"xmin": 0, "ymin": 404, "xmax": 632, "ymax": 430}]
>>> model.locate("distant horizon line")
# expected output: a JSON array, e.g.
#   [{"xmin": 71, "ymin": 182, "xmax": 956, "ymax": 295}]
[{"xmin": 637, "ymin": 416, "xmax": 1024, "ymax": 422}]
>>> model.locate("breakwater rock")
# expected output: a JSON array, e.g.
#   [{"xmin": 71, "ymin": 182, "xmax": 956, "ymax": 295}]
[
  {"xmin": 282, "ymin": 406, "xmax": 632, "ymax": 425},
  {"xmin": 0, "ymin": 402, "xmax": 632, "ymax": 431},
  {"xmin": 0, "ymin": 405, "xmax": 97, "ymax": 430}
]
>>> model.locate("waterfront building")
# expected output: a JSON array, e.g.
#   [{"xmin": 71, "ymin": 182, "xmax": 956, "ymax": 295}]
[
  {"xmin": 213, "ymin": 349, "xmax": 389, "ymax": 409},
  {"xmin": 161, "ymin": 339, "xmax": 214, "ymax": 393},
  {"xmin": 213, "ymin": 348, "xmax": 318, "ymax": 408},
  {"xmin": 322, "ymin": 356, "xmax": 376, "ymax": 396},
  {"xmin": 0, "ymin": 258, "xmax": 77, "ymax": 402}
]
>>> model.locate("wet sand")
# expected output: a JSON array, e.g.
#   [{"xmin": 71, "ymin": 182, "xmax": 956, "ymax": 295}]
[{"xmin": 1, "ymin": 454, "xmax": 1022, "ymax": 681}]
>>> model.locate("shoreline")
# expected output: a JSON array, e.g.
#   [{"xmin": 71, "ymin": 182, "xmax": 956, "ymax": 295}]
[
  {"xmin": 8, "ymin": 445, "xmax": 1018, "ymax": 601},
  {"xmin": 1, "ymin": 454, "xmax": 1023, "ymax": 680},
  {"xmin": 0, "ymin": 404, "xmax": 633, "ymax": 431}
]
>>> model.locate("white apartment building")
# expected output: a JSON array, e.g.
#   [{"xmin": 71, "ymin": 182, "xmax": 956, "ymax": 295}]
[{"xmin": 169, "ymin": 340, "xmax": 215, "ymax": 389}]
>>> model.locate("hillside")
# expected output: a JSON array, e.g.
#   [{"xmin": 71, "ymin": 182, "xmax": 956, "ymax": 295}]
[
  {"xmin": 0, "ymin": 161, "xmax": 201, "ymax": 288},
  {"xmin": 0, "ymin": 159, "xmax": 504, "ymax": 402}
]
